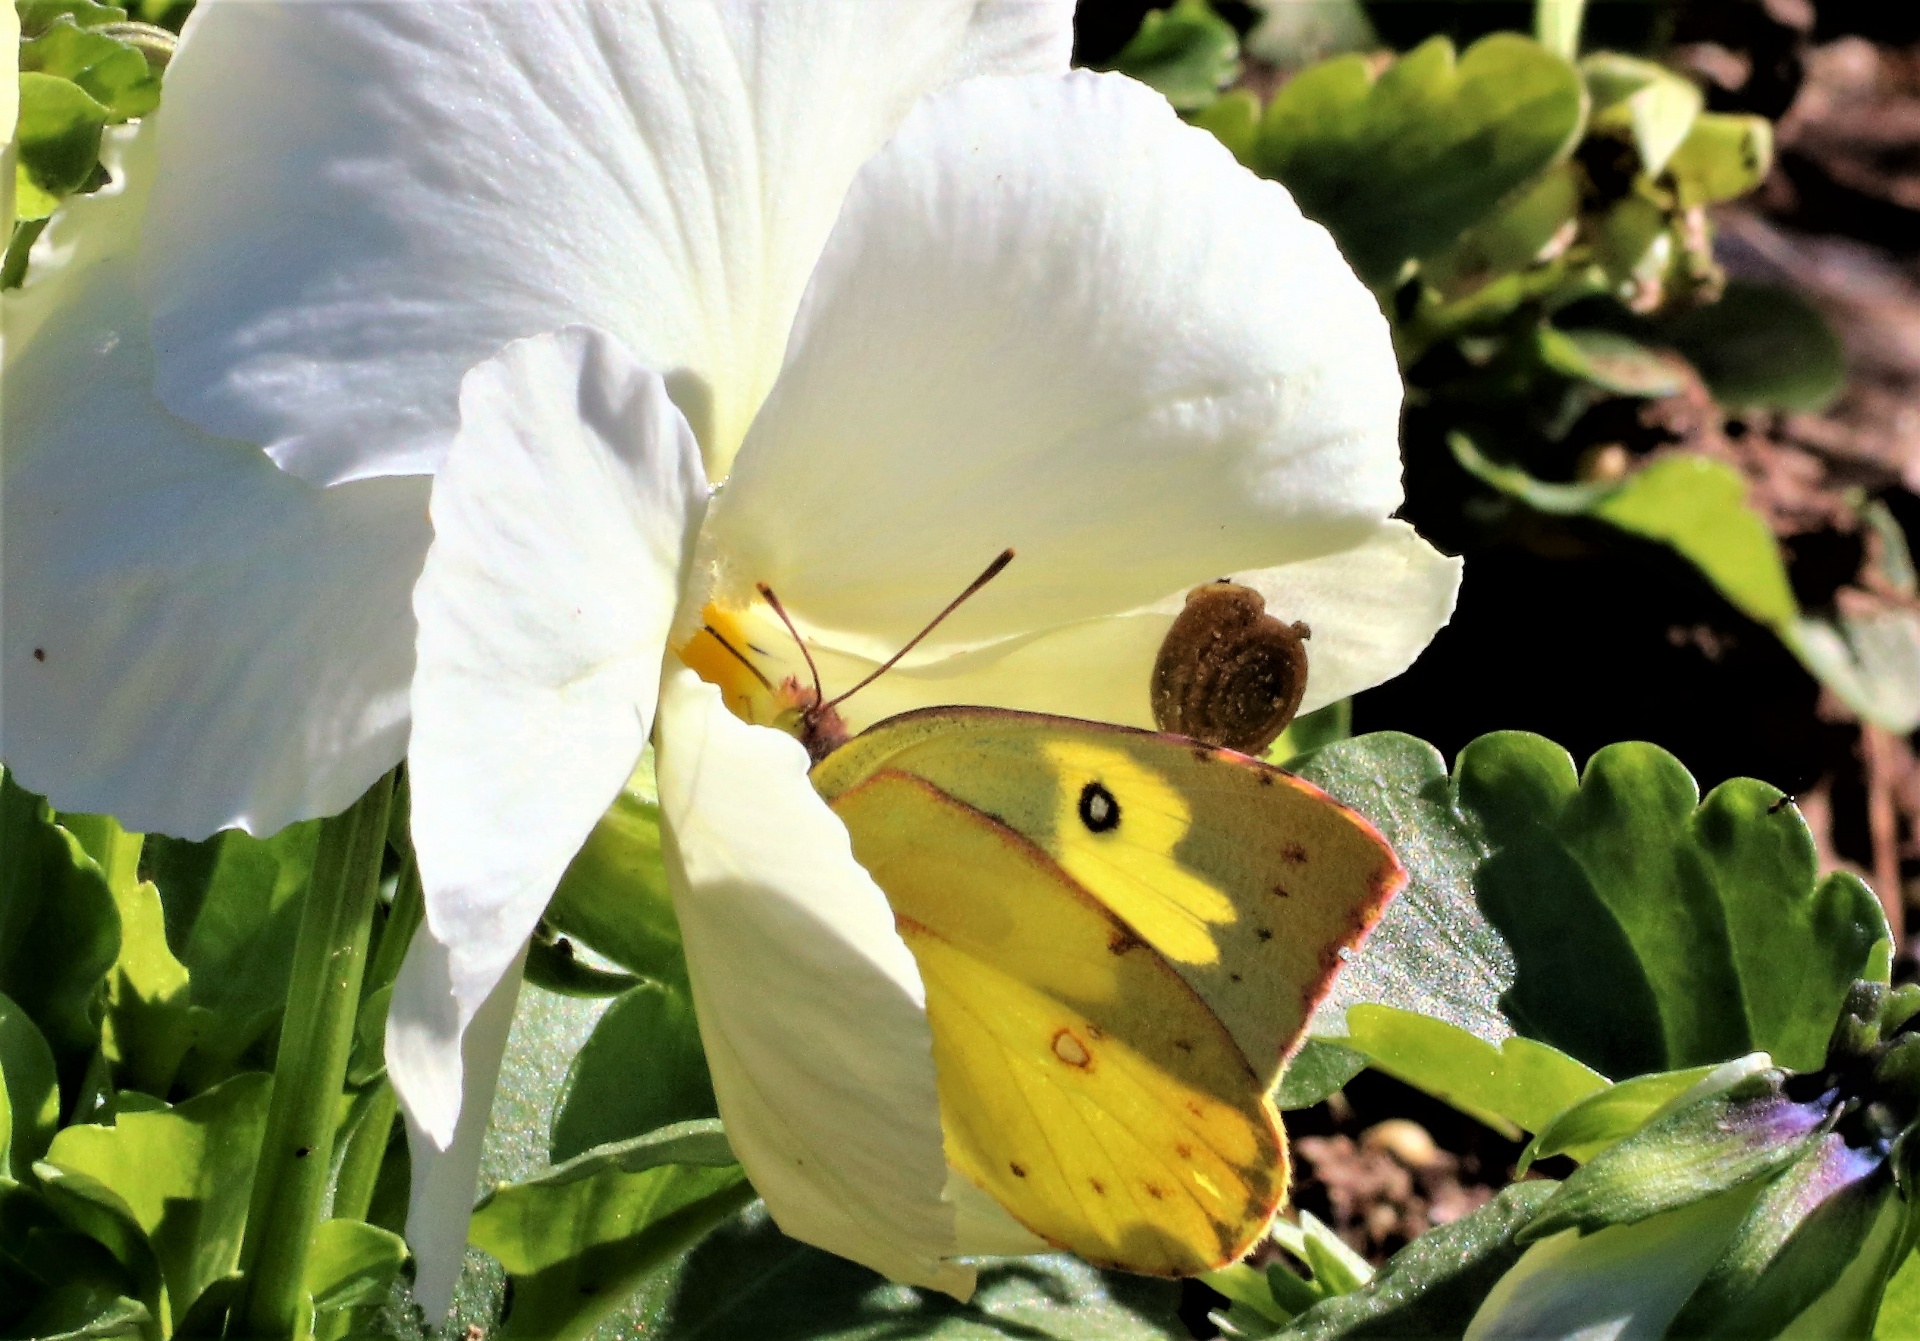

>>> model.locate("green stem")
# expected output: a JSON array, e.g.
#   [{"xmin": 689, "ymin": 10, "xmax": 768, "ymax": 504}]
[
  {"xmin": 1534, "ymin": 0, "xmax": 1586, "ymax": 59},
  {"xmin": 232, "ymin": 772, "xmax": 396, "ymax": 1338}
]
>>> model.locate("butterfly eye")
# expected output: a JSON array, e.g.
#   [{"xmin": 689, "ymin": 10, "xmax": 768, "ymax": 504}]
[{"xmin": 1078, "ymin": 781, "xmax": 1121, "ymax": 833}]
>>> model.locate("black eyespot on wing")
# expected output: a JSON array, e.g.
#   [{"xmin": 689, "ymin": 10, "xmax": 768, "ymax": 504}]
[{"xmin": 1078, "ymin": 781, "xmax": 1120, "ymax": 833}]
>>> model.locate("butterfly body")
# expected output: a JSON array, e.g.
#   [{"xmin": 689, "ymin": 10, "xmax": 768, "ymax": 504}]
[{"xmin": 812, "ymin": 706, "xmax": 1403, "ymax": 1274}]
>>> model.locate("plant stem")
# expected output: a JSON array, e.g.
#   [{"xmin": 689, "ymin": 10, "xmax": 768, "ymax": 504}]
[
  {"xmin": 1534, "ymin": 0, "xmax": 1586, "ymax": 60},
  {"xmin": 232, "ymin": 771, "xmax": 395, "ymax": 1338},
  {"xmin": 331, "ymin": 1079, "xmax": 399, "ymax": 1226}
]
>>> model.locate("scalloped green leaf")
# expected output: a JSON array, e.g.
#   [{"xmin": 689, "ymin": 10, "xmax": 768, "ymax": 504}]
[
  {"xmin": 1255, "ymin": 33, "xmax": 1586, "ymax": 285},
  {"xmin": 1291, "ymin": 732, "xmax": 1886, "ymax": 1081},
  {"xmin": 303, "ymin": 1218, "xmax": 408, "ymax": 1314}
]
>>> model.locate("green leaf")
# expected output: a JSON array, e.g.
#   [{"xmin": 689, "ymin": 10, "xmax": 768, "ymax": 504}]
[
  {"xmin": 0, "ymin": 989, "xmax": 61, "ymax": 1179},
  {"xmin": 1776, "ymin": 1184, "xmax": 1913, "ymax": 1340},
  {"xmin": 13, "ymin": 1293, "xmax": 152, "ymax": 1341},
  {"xmin": 41, "ymin": 1071, "xmax": 272, "ymax": 1321},
  {"xmin": 472, "ymin": 1122, "xmax": 750, "ymax": 1341},
  {"xmin": 1342, "ymin": 1006, "xmax": 1607, "ymax": 1138},
  {"xmin": 1102, "ymin": 0, "xmax": 1239, "ymax": 112},
  {"xmin": 1536, "ymin": 327, "xmax": 1688, "ymax": 398},
  {"xmin": 1276, "ymin": 1181, "xmax": 1560, "ymax": 1339},
  {"xmin": 1665, "ymin": 281, "xmax": 1846, "ymax": 414},
  {"xmin": 1255, "ymin": 33, "xmax": 1586, "ymax": 285},
  {"xmin": 1523, "ymin": 1061, "xmax": 1736, "ymax": 1167},
  {"xmin": 550, "ymin": 983, "xmax": 717, "ymax": 1163},
  {"xmin": 1521, "ymin": 1068, "xmax": 1821, "ymax": 1241},
  {"xmin": 17, "ymin": 1, "xmax": 128, "ymax": 36},
  {"xmin": 1456, "ymin": 733, "xmax": 1883, "ymax": 1076},
  {"xmin": 1286, "ymin": 733, "xmax": 1515, "ymax": 1046},
  {"xmin": 99, "ymin": 869, "xmax": 194, "ymax": 1097},
  {"xmin": 1274, "ymin": 1040, "xmax": 1366, "ymax": 1111},
  {"xmin": 1268, "ymin": 698, "xmax": 1352, "ymax": 765},
  {"xmin": 652, "ymin": 1206, "xmax": 1187, "ymax": 1340},
  {"xmin": 0, "ymin": 772, "xmax": 121, "ymax": 1066},
  {"xmin": 1787, "ymin": 607, "xmax": 1920, "ymax": 735},
  {"xmin": 523, "ymin": 934, "xmax": 642, "ymax": 998},
  {"xmin": 20, "ymin": 19, "xmax": 162, "ymax": 120},
  {"xmin": 1422, "ymin": 164, "xmax": 1579, "ymax": 296},
  {"xmin": 31, "ymin": 1166, "xmax": 167, "ymax": 1327},
  {"xmin": 545, "ymin": 787, "xmax": 688, "ymax": 987},
  {"xmin": 1689, "ymin": 779, "xmax": 1887, "ymax": 1070},
  {"xmin": 152, "ymin": 822, "xmax": 320, "ymax": 1081},
  {"xmin": 1874, "ymin": 1247, "xmax": 1920, "ymax": 1339},
  {"xmin": 14, "ymin": 72, "xmax": 110, "ymax": 219},
  {"xmin": 1298, "ymin": 731, "xmax": 1883, "ymax": 1082},
  {"xmin": 1582, "ymin": 52, "xmax": 1702, "ymax": 178},
  {"xmin": 1449, "ymin": 431, "xmax": 1620, "ymax": 517},
  {"xmin": 1591, "ymin": 454, "xmax": 1800, "ymax": 627},
  {"xmin": 303, "ymin": 1219, "xmax": 408, "ymax": 1314},
  {"xmin": 1668, "ymin": 112, "xmax": 1773, "ymax": 207},
  {"xmin": 1191, "ymin": 88, "xmax": 1260, "ymax": 167}
]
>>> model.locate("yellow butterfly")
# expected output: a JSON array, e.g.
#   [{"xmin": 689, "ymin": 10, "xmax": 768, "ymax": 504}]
[{"xmin": 692, "ymin": 561, "xmax": 1404, "ymax": 1276}]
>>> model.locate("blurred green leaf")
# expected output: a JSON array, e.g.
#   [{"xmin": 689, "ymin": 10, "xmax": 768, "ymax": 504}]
[
  {"xmin": 551, "ymin": 982, "xmax": 717, "ymax": 1163},
  {"xmin": 1102, "ymin": 0, "xmax": 1239, "ymax": 112},
  {"xmin": 1668, "ymin": 113, "xmax": 1773, "ymax": 207},
  {"xmin": 32, "ymin": 1165, "xmax": 167, "ymax": 1327},
  {"xmin": 14, "ymin": 72, "xmax": 110, "ymax": 220},
  {"xmin": 17, "ymin": 1, "xmax": 127, "ymax": 35},
  {"xmin": 1582, "ymin": 52, "xmax": 1702, "ymax": 178},
  {"xmin": 546, "ymin": 788, "xmax": 687, "ymax": 988},
  {"xmin": 1191, "ymin": 88, "xmax": 1260, "ymax": 167},
  {"xmin": 20, "ymin": 19, "xmax": 161, "ymax": 120},
  {"xmin": 1424, "ymin": 164, "xmax": 1579, "ymax": 295},
  {"xmin": 41, "ymin": 1071, "xmax": 271, "ymax": 1322},
  {"xmin": 1874, "ymin": 1248, "xmax": 1920, "ymax": 1339},
  {"xmin": 1276, "ymin": 1181, "xmax": 1560, "ymax": 1339},
  {"xmin": 1666, "ymin": 281, "xmax": 1845, "ymax": 414},
  {"xmin": 651, "ymin": 1206, "xmax": 1187, "ymax": 1340},
  {"xmin": 1286, "ymin": 733, "xmax": 1515, "ymax": 1047},
  {"xmin": 523, "ymin": 933, "xmax": 641, "ymax": 998},
  {"xmin": 0, "ymin": 772, "xmax": 120, "ymax": 1067},
  {"xmin": 1592, "ymin": 455, "xmax": 1800, "ymax": 626},
  {"xmin": 0, "ymin": 990, "xmax": 61, "ymax": 1180},
  {"xmin": 1256, "ymin": 33, "xmax": 1586, "ymax": 285},
  {"xmin": 1343, "ymin": 1006, "xmax": 1607, "ymax": 1138},
  {"xmin": 1536, "ymin": 327, "xmax": 1687, "ymax": 398},
  {"xmin": 11, "ymin": 1291, "xmax": 152, "ymax": 1341}
]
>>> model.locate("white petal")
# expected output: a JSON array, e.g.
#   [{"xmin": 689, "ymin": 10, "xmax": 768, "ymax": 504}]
[
  {"xmin": 706, "ymin": 71, "xmax": 1403, "ymax": 659},
  {"xmin": 1, "ymin": 124, "xmax": 423, "ymax": 839},
  {"xmin": 393, "ymin": 935, "xmax": 526, "ymax": 1321},
  {"xmin": 949, "ymin": 0, "xmax": 1075, "ymax": 79},
  {"xmin": 752, "ymin": 523, "xmax": 1459, "ymax": 737},
  {"xmin": 653, "ymin": 667, "xmax": 965, "ymax": 1294},
  {"xmin": 144, "ymin": 0, "xmax": 1074, "ymax": 486},
  {"xmin": 402, "ymin": 329, "xmax": 707, "ymax": 1144}
]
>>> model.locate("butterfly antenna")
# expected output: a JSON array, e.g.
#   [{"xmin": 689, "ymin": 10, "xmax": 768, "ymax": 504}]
[
  {"xmin": 823, "ymin": 548, "xmax": 1015, "ymax": 712},
  {"xmin": 699, "ymin": 623, "xmax": 775, "ymax": 693},
  {"xmin": 755, "ymin": 582, "xmax": 826, "ymax": 707}
]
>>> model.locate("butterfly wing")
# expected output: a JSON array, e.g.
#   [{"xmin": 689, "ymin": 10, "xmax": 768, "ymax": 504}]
[
  {"xmin": 814, "ymin": 707, "xmax": 1404, "ymax": 1086},
  {"xmin": 830, "ymin": 767, "xmax": 1285, "ymax": 1274}
]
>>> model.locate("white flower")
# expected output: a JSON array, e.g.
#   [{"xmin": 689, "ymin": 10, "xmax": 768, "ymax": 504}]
[{"xmin": 1, "ymin": 0, "xmax": 1461, "ymax": 1313}]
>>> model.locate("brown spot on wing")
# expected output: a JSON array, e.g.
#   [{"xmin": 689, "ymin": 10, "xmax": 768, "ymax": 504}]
[
  {"xmin": 1282, "ymin": 843, "xmax": 1309, "ymax": 864},
  {"xmin": 1089, "ymin": 1178, "xmax": 1107, "ymax": 1196},
  {"xmin": 1108, "ymin": 928, "xmax": 1144, "ymax": 955},
  {"xmin": 1009, "ymin": 1162, "xmax": 1028, "ymax": 1179},
  {"xmin": 1255, "ymin": 927, "xmax": 1274, "ymax": 942},
  {"xmin": 1271, "ymin": 884, "xmax": 1291, "ymax": 899}
]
